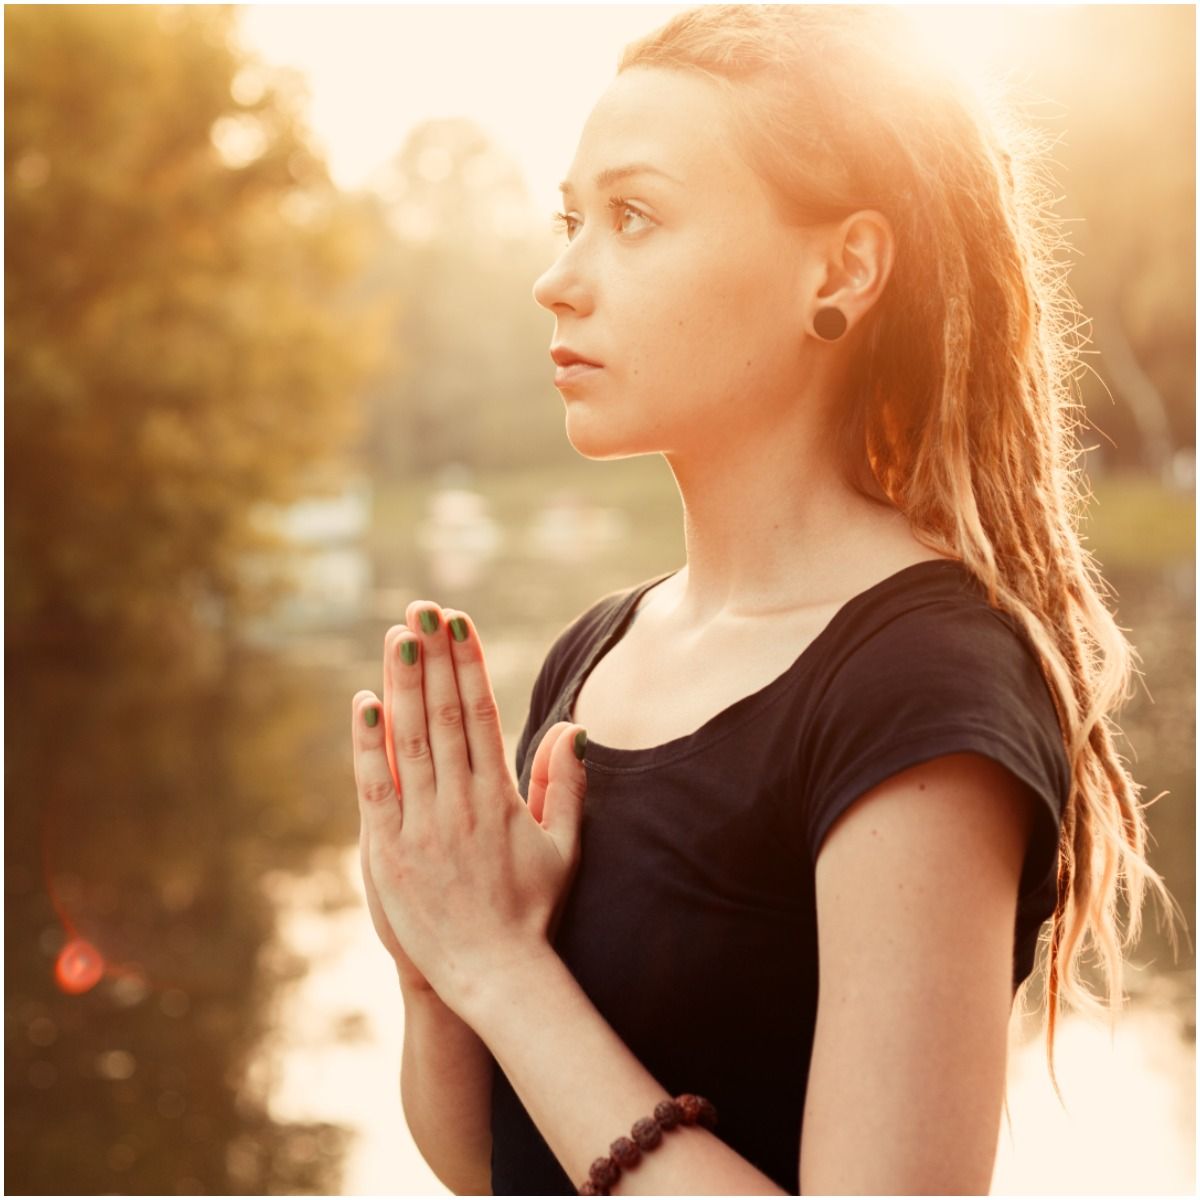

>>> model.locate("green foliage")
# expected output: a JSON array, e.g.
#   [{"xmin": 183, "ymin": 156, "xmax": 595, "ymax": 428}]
[
  {"xmin": 359, "ymin": 117, "xmax": 565, "ymax": 479},
  {"xmin": 1080, "ymin": 472, "xmax": 1195, "ymax": 571},
  {"xmin": 5, "ymin": 5, "xmax": 392, "ymax": 659}
]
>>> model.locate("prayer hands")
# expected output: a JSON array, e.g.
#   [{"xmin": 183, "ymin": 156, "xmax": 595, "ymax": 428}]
[{"xmin": 351, "ymin": 601, "xmax": 588, "ymax": 1011}]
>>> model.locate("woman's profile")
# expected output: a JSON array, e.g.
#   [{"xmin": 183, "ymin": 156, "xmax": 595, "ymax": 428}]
[{"xmin": 349, "ymin": 6, "xmax": 1180, "ymax": 1194}]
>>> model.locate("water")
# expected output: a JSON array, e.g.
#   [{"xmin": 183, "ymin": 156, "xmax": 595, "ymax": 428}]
[
  {"xmin": 257, "ymin": 846, "xmax": 1194, "ymax": 1196},
  {"xmin": 6, "ymin": 473, "xmax": 1193, "ymax": 1194}
]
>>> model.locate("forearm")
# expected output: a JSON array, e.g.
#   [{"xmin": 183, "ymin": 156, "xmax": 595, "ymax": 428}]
[
  {"xmin": 456, "ymin": 950, "xmax": 786, "ymax": 1196},
  {"xmin": 400, "ymin": 980, "xmax": 495, "ymax": 1195}
]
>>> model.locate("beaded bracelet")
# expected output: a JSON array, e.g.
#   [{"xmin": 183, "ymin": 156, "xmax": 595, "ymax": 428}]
[{"xmin": 577, "ymin": 1093, "xmax": 718, "ymax": 1196}]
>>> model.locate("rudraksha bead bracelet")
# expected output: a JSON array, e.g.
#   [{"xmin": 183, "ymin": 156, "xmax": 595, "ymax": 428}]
[{"xmin": 576, "ymin": 1093, "xmax": 718, "ymax": 1195}]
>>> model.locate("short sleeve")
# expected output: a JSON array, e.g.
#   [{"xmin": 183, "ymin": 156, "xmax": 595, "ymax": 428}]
[{"xmin": 800, "ymin": 600, "xmax": 1070, "ymax": 916}]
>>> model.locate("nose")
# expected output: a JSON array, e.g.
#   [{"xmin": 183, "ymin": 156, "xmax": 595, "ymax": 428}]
[{"xmin": 532, "ymin": 244, "xmax": 592, "ymax": 316}]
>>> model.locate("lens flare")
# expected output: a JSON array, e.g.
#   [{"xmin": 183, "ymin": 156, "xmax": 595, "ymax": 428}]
[{"xmin": 54, "ymin": 937, "xmax": 106, "ymax": 995}]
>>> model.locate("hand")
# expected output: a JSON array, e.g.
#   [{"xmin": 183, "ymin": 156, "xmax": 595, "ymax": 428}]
[
  {"xmin": 360, "ymin": 824, "xmax": 430, "ymax": 993},
  {"xmin": 350, "ymin": 600, "xmax": 588, "ymax": 1013}
]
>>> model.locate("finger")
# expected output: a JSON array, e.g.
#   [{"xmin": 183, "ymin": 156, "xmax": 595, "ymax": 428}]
[
  {"xmin": 380, "ymin": 627, "xmax": 402, "ymax": 794},
  {"xmin": 527, "ymin": 723, "xmax": 571, "ymax": 825},
  {"xmin": 351, "ymin": 691, "xmax": 404, "ymax": 843},
  {"xmin": 405, "ymin": 600, "xmax": 472, "ymax": 795},
  {"xmin": 384, "ymin": 622, "xmax": 436, "ymax": 818},
  {"xmin": 441, "ymin": 609, "xmax": 509, "ymax": 782},
  {"xmin": 540, "ymin": 722, "xmax": 588, "ymax": 866}
]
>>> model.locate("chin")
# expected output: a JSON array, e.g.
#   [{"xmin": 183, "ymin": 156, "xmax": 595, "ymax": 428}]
[{"xmin": 563, "ymin": 413, "xmax": 658, "ymax": 463}]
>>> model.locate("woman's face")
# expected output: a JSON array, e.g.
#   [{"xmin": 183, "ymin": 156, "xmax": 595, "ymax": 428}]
[{"xmin": 533, "ymin": 66, "xmax": 820, "ymax": 461}]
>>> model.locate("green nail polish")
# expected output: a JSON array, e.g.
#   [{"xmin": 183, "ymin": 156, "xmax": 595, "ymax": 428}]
[
  {"xmin": 449, "ymin": 616, "xmax": 468, "ymax": 643},
  {"xmin": 400, "ymin": 639, "xmax": 418, "ymax": 666},
  {"xmin": 573, "ymin": 729, "xmax": 587, "ymax": 760},
  {"xmin": 419, "ymin": 609, "xmax": 440, "ymax": 634},
  {"xmin": 364, "ymin": 706, "xmax": 379, "ymax": 728}
]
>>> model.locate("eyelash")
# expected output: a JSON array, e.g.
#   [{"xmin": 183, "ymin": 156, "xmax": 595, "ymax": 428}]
[{"xmin": 550, "ymin": 196, "xmax": 651, "ymax": 241}]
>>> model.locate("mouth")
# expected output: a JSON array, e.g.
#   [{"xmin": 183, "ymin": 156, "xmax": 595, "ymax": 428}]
[
  {"xmin": 549, "ymin": 345, "xmax": 604, "ymax": 388},
  {"xmin": 553, "ymin": 361, "xmax": 604, "ymax": 387}
]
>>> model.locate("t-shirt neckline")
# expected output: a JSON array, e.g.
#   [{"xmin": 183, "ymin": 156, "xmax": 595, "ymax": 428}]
[{"xmin": 557, "ymin": 558, "xmax": 968, "ymax": 771}]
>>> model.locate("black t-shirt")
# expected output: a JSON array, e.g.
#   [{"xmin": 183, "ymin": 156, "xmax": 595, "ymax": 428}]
[{"xmin": 490, "ymin": 560, "xmax": 1069, "ymax": 1196}]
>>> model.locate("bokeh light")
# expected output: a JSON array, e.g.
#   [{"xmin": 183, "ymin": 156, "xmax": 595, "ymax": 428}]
[{"xmin": 54, "ymin": 938, "xmax": 106, "ymax": 995}]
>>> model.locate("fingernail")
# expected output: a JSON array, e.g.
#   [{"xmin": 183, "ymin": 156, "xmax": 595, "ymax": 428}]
[
  {"xmin": 449, "ymin": 616, "xmax": 469, "ymax": 643},
  {"xmin": 400, "ymin": 639, "xmax": 419, "ymax": 666},
  {"xmin": 573, "ymin": 729, "xmax": 587, "ymax": 760},
  {"xmin": 364, "ymin": 706, "xmax": 379, "ymax": 728},
  {"xmin": 419, "ymin": 609, "xmax": 440, "ymax": 634}
]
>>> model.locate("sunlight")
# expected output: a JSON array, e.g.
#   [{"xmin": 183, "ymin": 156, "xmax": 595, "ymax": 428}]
[
  {"xmin": 236, "ymin": 5, "xmax": 685, "ymax": 207},
  {"xmin": 904, "ymin": 5, "xmax": 1081, "ymax": 122}
]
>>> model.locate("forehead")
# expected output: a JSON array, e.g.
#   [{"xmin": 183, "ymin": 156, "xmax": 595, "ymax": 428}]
[{"xmin": 564, "ymin": 66, "xmax": 751, "ymax": 195}]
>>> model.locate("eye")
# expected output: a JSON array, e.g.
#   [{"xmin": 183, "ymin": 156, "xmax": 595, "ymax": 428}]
[
  {"xmin": 550, "ymin": 210, "xmax": 578, "ymax": 240},
  {"xmin": 607, "ymin": 196, "xmax": 653, "ymax": 235},
  {"xmin": 549, "ymin": 197, "xmax": 654, "ymax": 243}
]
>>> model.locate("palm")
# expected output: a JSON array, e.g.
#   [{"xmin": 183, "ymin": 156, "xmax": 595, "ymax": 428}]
[
  {"xmin": 358, "ymin": 725, "xmax": 579, "ymax": 984},
  {"xmin": 360, "ymin": 825, "xmax": 430, "ymax": 990},
  {"xmin": 355, "ymin": 596, "xmax": 586, "ymax": 995}
]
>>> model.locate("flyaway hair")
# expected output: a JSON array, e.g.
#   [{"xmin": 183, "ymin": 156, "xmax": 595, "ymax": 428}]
[{"xmin": 619, "ymin": 4, "xmax": 1184, "ymax": 1100}]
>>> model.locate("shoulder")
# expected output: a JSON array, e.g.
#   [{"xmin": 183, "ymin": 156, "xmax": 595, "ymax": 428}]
[
  {"xmin": 810, "ymin": 562, "xmax": 1061, "ymax": 739},
  {"xmin": 796, "ymin": 561, "xmax": 1069, "ymax": 880},
  {"xmin": 819, "ymin": 559, "xmax": 1031, "ymax": 676}
]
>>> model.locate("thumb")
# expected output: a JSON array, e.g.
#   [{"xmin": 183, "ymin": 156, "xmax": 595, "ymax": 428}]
[{"xmin": 540, "ymin": 724, "xmax": 588, "ymax": 862}]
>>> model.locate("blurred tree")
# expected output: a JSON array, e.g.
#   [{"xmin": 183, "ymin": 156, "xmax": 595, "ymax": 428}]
[
  {"xmin": 1014, "ymin": 5, "xmax": 1195, "ymax": 472},
  {"xmin": 5, "ymin": 646, "xmax": 360, "ymax": 1194},
  {"xmin": 5, "ymin": 4, "xmax": 394, "ymax": 664},
  {"xmin": 362, "ymin": 117, "xmax": 566, "ymax": 479}
]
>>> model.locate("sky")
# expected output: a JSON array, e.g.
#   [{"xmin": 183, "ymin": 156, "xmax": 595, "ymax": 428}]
[
  {"xmin": 235, "ymin": 5, "xmax": 688, "ymax": 211},
  {"xmin": 233, "ymin": 4, "xmax": 1043, "ymax": 214}
]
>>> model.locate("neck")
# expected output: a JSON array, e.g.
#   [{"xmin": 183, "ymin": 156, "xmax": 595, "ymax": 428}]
[{"xmin": 657, "ymin": 413, "xmax": 915, "ymax": 629}]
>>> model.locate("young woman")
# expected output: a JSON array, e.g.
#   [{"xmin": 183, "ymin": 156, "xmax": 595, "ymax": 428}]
[{"xmin": 350, "ymin": 6, "xmax": 1175, "ymax": 1194}]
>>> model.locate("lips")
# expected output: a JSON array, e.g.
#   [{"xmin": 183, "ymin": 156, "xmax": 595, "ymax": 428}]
[
  {"xmin": 549, "ymin": 344, "xmax": 604, "ymax": 388},
  {"xmin": 550, "ymin": 345, "xmax": 603, "ymax": 368}
]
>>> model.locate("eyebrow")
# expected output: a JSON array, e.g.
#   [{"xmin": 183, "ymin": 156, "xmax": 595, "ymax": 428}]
[{"xmin": 558, "ymin": 163, "xmax": 683, "ymax": 196}]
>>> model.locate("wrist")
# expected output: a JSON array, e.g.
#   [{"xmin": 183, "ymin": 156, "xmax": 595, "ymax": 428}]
[{"xmin": 446, "ymin": 939, "xmax": 564, "ymax": 1031}]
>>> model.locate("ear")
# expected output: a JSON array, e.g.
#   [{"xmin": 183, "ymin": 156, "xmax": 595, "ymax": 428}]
[{"xmin": 811, "ymin": 209, "xmax": 894, "ymax": 336}]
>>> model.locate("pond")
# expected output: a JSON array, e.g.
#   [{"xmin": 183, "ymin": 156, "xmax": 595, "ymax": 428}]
[{"xmin": 5, "ymin": 470, "xmax": 1193, "ymax": 1194}]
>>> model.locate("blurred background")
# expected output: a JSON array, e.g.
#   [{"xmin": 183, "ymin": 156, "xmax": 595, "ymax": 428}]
[{"xmin": 4, "ymin": 4, "xmax": 1194, "ymax": 1195}]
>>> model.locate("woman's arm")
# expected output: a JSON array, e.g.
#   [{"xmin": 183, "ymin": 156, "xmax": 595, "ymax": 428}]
[
  {"xmin": 799, "ymin": 752, "xmax": 1034, "ymax": 1195},
  {"xmin": 353, "ymin": 604, "xmax": 768, "ymax": 1193},
  {"xmin": 361, "ymin": 829, "xmax": 494, "ymax": 1193},
  {"xmin": 455, "ymin": 949, "xmax": 787, "ymax": 1196},
  {"xmin": 400, "ymin": 980, "xmax": 495, "ymax": 1196}
]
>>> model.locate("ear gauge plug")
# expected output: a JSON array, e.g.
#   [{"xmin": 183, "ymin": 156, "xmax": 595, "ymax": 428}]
[{"xmin": 813, "ymin": 306, "xmax": 848, "ymax": 340}]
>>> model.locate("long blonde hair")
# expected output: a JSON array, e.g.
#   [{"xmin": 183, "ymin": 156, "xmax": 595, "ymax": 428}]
[{"xmin": 620, "ymin": 4, "xmax": 1182, "ymax": 1097}]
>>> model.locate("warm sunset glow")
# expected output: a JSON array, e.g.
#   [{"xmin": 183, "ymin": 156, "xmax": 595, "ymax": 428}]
[
  {"xmin": 907, "ymin": 4, "xmax": 1065, "ymax": 78},
  {"xmin": 236, "ymin": 5, "xmax": 686, "ymax": 211},
  {"xmin": 7, "ymin": 5, "xmax": 1189, "ymax": 1195},
  {"xmin": 235, "ymin": 5, "xmax": 1076, "ymax": 211}
]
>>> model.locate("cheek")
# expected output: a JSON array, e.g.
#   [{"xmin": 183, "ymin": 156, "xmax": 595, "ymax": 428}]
[
  {"xmin": 614, "ymin": 238, "xmax": 791, "ymax": 395},
  {"xmin": 683, "ymin": 241, "xmax": 786, "ymax": 350},
  {"xmin": 666, "ymin": 293, "xmax": 782, "ymax": 395}
]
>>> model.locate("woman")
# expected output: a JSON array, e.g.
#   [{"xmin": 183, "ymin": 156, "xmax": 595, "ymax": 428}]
[{"xmin": 350, "ymin": 6, "xmax": 1175, "ymax": 1194}]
